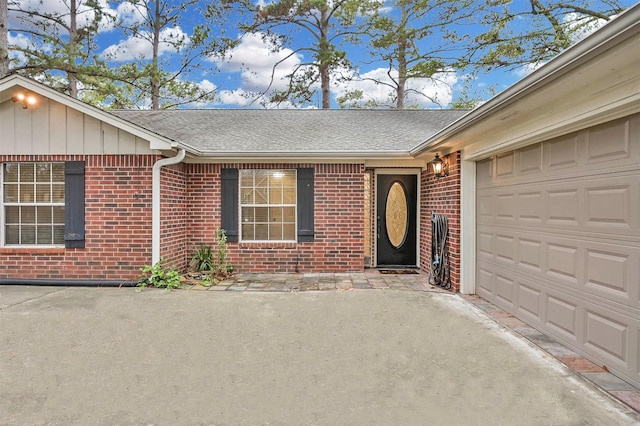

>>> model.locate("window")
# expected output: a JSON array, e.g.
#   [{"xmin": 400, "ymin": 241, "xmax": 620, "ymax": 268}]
[
  {"xmin": 240, "ymin": 169, "xmax": 296, "ymax": 241},
  {"xmin": 2, "ymin": 162, "xmax": 65, "ymax": 246}
]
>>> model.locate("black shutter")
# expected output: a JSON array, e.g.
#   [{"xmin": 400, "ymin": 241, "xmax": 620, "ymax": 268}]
[
  {"xmin": 64, "ymin": 161, "xmax": 85, "ymax": 248},
  {"xmin": 221, "ymin": 168, "xmax": 239, "ymax": 242},
  {"xmin": 297, "ymin": 168, "xmax": 314, "ymax": 242}
]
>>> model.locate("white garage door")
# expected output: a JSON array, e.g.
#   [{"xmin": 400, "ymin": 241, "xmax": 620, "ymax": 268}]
[{"xmin": 476, "ymin": 113, "xmax": 640, "ymax": 387}]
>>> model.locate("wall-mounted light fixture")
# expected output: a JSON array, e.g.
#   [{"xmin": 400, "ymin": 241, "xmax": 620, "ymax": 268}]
[
  {"xmin": 431, "ymin": 153, "xmax": 448, "ymax": 179},
  {"xmin": 12, "ymin": 93, "xmax": 37, "ymax": 109}
]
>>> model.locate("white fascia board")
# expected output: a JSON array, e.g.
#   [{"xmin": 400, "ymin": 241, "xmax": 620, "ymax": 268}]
[
  {"xmin": 1, "ymin": 75, "xmax": 174, "ymax": 151},
  {"xmin": 410, "ymin": 3, "xmax": 640, "ymax": 157},
  {"xmin": 179, "ymin": 146, "xmax": 416, "ymax": 164}
]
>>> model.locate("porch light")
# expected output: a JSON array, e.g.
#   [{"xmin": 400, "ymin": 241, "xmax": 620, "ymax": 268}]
[
  {"xmin": 12, "ymin": 93, "xmax": 37, "ymax": 109},
  {"xmin": 431, "ymin": 153, "xmax": 448, "ymax": 179}
]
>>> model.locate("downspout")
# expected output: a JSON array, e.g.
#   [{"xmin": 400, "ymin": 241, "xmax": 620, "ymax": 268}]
[{"xmin": 152, "ymin": 148, "xmax": 186, "ymax": 265}]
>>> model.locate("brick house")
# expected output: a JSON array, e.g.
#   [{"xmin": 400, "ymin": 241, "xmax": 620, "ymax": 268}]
[
  {"xmin": 1, "ymin": 3, "xmax": 638, "ymax": 386},
  {"xmin": 0, "ymin": 76, "xmax": 467, "ymax": 288}
]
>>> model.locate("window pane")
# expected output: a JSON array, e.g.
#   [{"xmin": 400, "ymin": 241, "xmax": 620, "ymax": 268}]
[
  {"xmin": 255, "ymin": 207, "xmax": 268, "ymax": 223},
  {"xmin": 241, "ymin": 207, "xmax": 254, "ymax": 223},
  {"xmin": 52, "ymin": 163, "xmax": 65, "ymax": 182},
  {"xmin": 36, "ymin": 184, "xmax": 51, "ymax": 202},
  {"xmin": 269, "ymin": 223, "xmax": 282, "ymax": 240},
  {"xmin": 240, "ymin": 172, "xmax": 254, "ymax": 187},
  {"xmin": 240, "ymin": 187, "xmax": 253, "ymax": 204},
  {"xmin": 3, "ymin": 184, "xmax": 18, "ymax": 202},
  {"xmin": 283, "ymin": 188, "xmax": 296, "ymax": 204},
  {"xmin": 22, "ymin": 206, "xmax": 36, "ymax": 224},
  {"xmin": 255, "ymin": 224, "xmax": 268, "ymax": 240},
  {"xmin": 37, "ymin": 206, "xmax": 52, "ymax": 223},
  {"xmin": 281, "ymin": 171, "xmax": 296, "ymax": 187},
  {"xmin": 20, "ymin": 163, "xmax": 34, "ymax": 182},
  {"xmin": 37, "ymin": 225, "xmax": 53, "ymax": 244},
  {"xmin": 254, "ymin": 171, "xmax": 269, "ymax": 188},
  {"xmin": 36, "ymin": 163, "xmax": 51, "ymax": 182},
  {"xmin": 283, "ymin": 207, "xmax": 295, "ymax": 222},
  {"xmin": 242, "ymin": 224, "xmax": 254, "ymax": 240},
  {"xmin": 21, "ymin": 225, "xmax": 35, "ymax": 244},
  {"xmin": 52, "ymin": 184, "xmax": 65, "ymax": 203},
  {"xmin": 6, "ymin": 225, "xmax": 19, "ymax": 244},
  {"xmin": 271, "ymin": 207, "xmax": 283, "ymax": 222},
  {"xmin": 4, "ymin": 163, "xmax": 18, "ymax": 182},
  {"xmin": 283, "ymin": 224, "xmax": 296, "ymax": 240},
  {"xmin": 5, "ymin": 206, "xmax": 19, "ymax": 224},
  {"xmin": 53, "ymin": 225, "xmax": 65, "ymax": 244},
  {"xmin": 20, "ymin": 184, "xmax": 35, "ymax": 203},
  {"xmin": 255, "ymin": 187, "xmax": 267, "ymax": 204},
  {"xmin": 53, "ymin": 206, "xmax": 65, "ymax": 223},
  {"xmin": 269, "ymin": 187, "xmax": 282, "ymax": 204}
]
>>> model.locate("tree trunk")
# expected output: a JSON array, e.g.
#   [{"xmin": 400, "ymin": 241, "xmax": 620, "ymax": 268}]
[
  {"xmin": 320, "ymin": 8, "xmax": 330, "ymax": 109},
  {"xmin": 151, "ymin": 0, "xmax": 161, "ymax": 110},
  {"xmin": 68, "ymin": 0, "xmax": 78, "ymax": 98},
  {"xmin": 0, "ymin": 0, "xmax": 8, "ymax": 77},
  {"xmin": 395, "ymin": 3, "xmax": 408, "ymax": 109}
]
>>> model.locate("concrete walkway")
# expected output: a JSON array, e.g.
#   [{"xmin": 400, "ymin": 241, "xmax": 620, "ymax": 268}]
[{"xmin": 1, "ymin": 277, "xmax": 639, "ymax": 425}]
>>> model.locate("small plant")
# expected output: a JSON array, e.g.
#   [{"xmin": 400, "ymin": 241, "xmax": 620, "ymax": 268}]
[
  {"xmin": 138, "ymin": 260, "xmax": 182, "ymax": 290},
  {"xmin": 214, "ymin": 228, "xmax": 232, "ymax": 275},
  {"xmin": 190, "ymin": 244, "xmax": 215, "ymax": 272},
  {"xmin": 189, "ymin": 229, "xmax": 233, "ymax": 277}
]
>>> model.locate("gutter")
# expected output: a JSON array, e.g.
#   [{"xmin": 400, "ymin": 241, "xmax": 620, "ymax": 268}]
[
  {"xmin": 152, "ymin": 148, "xmax": 186, "ymax": 265},
  {"xmin": 410, "ymin": 3, "xmax": 640, "ymax": 156}
]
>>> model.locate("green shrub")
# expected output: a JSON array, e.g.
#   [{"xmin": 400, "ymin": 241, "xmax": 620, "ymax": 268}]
[{"xmin": 138, "ymin": 260, "xmax": 182, "ymax": 290}]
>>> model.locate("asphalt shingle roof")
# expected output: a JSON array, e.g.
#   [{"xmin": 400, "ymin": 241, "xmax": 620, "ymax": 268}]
[{"xmin": 112, "ymin": 109, "xmax": 468, "ymax": 154}]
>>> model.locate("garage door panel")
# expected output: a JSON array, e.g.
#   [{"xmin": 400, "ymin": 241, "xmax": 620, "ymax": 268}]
[
  {"xmin": 517, "ymin": 144, "xmax": 543, "ymax": 175},
  {"xmin": 547, "ymin": 242, "xmax": 580, "ymax": 285},
  {"xmin": 477, "ymin": 267, "xmax": 495, "ymax": 298},
  {"xmin": 495, "ymin": 273, "xmax": 516, "ymax": 307},
  {"xmin": 518, "ymin": 238, "xmax": 543, "ymax": 272},
  {"xmin": 584, "ymin": 309, "xmax": 629, "ymax": 365},
  {"xmin": 518, "ymin": 191, "xmax": 544, "ymax": 222},
  {"xmin": 586, "ymin": 118, "xmax": 632, "ymax": 163},
  {"xmin": 544, "ymin": 134, "xmax": 580, "ymax": 171},
  {"xmin": 546, "ymin": 295, "xmax": 579, "ymax": 339},
  {"xmin": 586, "ymin": 248, "xmax": 632, "ymax": 298},
  {"xmin": 476, "ymin": 112, "xmax": 640, "ymax": 387},
  {"xmin": 517, "ymin": 282, "xmax": 543, "ymax": 321},
  {"xmin": 496, "ymin": 152, "xmax": 515, "ymax": 178}
]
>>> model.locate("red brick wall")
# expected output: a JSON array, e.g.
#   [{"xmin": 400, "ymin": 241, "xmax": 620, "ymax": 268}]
[
  {"xmin": 0, "ymin": 154, "xmax": 155, "ymax": 282},
  {"xmin": 185, "ymin": 163, "xmax": 365, "ymax": 273},
  {"xmin": 159, "ymin": 163, "xmax": 188, "ymax": 271},
  {"xmin": 0, "ymin": 157, "xmax": 370, "ymax": 279},
  {"xmin": 420, "ymin": 152, "xmax": 461, "ymax": 292}
]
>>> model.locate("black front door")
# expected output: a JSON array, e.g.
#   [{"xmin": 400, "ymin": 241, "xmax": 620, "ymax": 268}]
[{"xmin": 376, "ymin": 174, "xmax": 417, "ymax": 267}]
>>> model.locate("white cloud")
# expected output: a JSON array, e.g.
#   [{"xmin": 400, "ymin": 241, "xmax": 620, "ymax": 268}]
[
  {"xmin": 212, "ymin": 33, "xmax": 315, "ymax": 107},
  {"xmin": 102, "ymin": 27, "xmax": 190, "ymax": 61},
  {"xmin": 334, "ymin": 67, "xmax": 458, "ymax": 108},
  {"xmin": 115, "ymin": 1, "xmax": 147, "ymax": 28},
  {"xmin": 9, "ymin": 0, "xmax": 118, "ymax": 33}
]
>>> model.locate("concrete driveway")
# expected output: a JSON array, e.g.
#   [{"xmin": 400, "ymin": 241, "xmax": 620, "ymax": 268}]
[{"xmin": 1, "ymin": 285, "xmax": 638, "ymax": 425}]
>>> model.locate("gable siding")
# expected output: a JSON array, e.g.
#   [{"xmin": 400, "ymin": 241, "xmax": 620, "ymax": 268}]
[{"xmin": 0, "ymin": 98, "xmax": 153, "ymax": 155}]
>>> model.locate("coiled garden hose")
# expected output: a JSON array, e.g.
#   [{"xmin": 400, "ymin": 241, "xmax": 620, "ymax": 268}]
[{"xmin": 429, "ymin": 213, "xmax": 451, "ymax": 290}]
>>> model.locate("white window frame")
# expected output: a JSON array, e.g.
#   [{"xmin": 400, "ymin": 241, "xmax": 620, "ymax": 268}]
[
  {"xmin": 239, "ymin": 169, "xmax": 297, "ymax": 242},
  {"xmin": 2, "ymin": 162, "xmax": 65, "ymax": 247}
]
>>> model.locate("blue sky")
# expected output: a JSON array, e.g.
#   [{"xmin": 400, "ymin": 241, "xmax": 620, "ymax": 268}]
[{"xmin": 7, "ymin": 0, "xmax": 638, "ymax": 109}]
